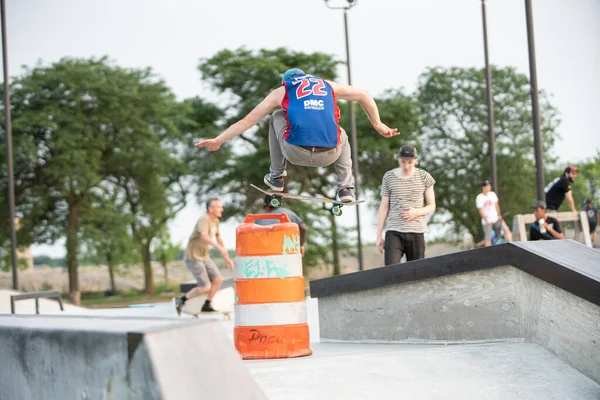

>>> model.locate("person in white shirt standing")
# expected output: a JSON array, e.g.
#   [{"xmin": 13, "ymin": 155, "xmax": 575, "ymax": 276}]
[{"xmin": 476, "ymin": 180, "xmax": 512, "ymax": 246}]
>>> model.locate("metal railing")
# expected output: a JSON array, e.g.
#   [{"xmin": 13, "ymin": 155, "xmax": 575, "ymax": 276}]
[{"xmin": 10, "ymin": 290, "xmax": 64, "ymax": 314}]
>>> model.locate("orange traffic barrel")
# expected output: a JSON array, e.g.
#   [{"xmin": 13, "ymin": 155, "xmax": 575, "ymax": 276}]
[{"xmin": 234, "ymin": 213, "xmax": 312, "ymax": 359}]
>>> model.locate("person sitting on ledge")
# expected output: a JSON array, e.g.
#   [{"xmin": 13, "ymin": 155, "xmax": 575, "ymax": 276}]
[{"xmin": 529, "ymin": 200, "xmax": 565, "ymax": 241}]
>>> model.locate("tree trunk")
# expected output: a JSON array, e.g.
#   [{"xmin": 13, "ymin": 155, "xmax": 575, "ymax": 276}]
[
  {"xmin": 161, "ymin": 253, "xmax": 169, "ymax": 283},
  {"xmin": 106, "ymin": 252, "xmax": 116, "ymax": 294},
  {"xmin": 330, "ymin": 212, "xmax": 341, "ymax": 276},
  {"xmin": 141, "ymin": 242, "xmax": 154, "ymax": 294},
  {"xmin": 67, "ymin": 200, "xmax": 82, "ymax": 305}
]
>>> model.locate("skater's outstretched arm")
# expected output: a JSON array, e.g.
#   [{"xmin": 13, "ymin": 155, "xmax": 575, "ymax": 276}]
[
  {"xmin": 376, "ymin": 196, "xmax": 390, "ymax": 254},
  {"xmin": 400, "ymin": 185, "xmax": 436, "ymax": 221},
  {"xmin": 328, "ymin": 81, "xmax": 400, "ymax": 139},
  {"xmin": 195, "ymin": 87, "xmax": 285, "ymax": 151},
  {"xmin": 216, "ymin": 235, "xmax": 235, "ymax": 270}
]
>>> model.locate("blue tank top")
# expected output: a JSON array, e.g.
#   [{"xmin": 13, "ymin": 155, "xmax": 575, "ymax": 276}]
[{"xmin": 281, "ymin": 74, "xmax": 341, "ymax": 148}]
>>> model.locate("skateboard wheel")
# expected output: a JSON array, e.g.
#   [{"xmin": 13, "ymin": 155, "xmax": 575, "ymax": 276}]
[
  {"xmin": 270, "ymin": 197, "xmax": 282, "ymax": 208},
  {"xmin": 332, "ymin": 205, "xmax": 342, "ymax": 216}
]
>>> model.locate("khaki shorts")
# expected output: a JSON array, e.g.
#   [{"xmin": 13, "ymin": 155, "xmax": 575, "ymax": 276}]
[
  {"xmin": 483, "ymin": 220, "xmax": 508, "ymax": 240},
  {"xmin": 185, "ymin": 259, "xmax": 221, "ymax": 287}
]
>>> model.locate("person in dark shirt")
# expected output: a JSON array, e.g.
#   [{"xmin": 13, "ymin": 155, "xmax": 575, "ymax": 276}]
[
  {"xmin": 544, "ymin": 166, "xmax": 578, "ymax": 211},
  {"xmin": 584, "ymin": 199, "xmax": 598, "ymax": 246},
  {"xmin": 529, "ymin": 200, "xmax": 565, "ymax": 241}
]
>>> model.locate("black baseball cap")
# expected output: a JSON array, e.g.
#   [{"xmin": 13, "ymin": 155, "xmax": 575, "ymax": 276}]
[
  {"xmin": 531, "ymin": 200, "xmax": 547, "ymax": 209},
  {"xmin": 481, "ymin": 180, "xmax": 491, "ymax": 187},
  {"xmin": 565, "ymin": 166, "xmax": 579, "ymax": 174},
  {"xmin": 397, "ymin": 145, "xmax": 417, "ymax": 159}
]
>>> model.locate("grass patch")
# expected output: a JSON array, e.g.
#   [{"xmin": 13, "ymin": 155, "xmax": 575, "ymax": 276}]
[{"xmin": 80, "ymin": 289, "xmax": 181, "ymax": 308}]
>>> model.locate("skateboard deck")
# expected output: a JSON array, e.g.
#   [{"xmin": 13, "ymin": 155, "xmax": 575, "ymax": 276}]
[
  {"xmin": 251, "ymin": 184, "xmax": 364, "ymax": 215},
  {"xmin": 184, "ymin": 309, "xmax": 232, "ymax": 320},
  {"xmin": 179, "ymin": 289, "xmax": 233, "ymax": 320}
]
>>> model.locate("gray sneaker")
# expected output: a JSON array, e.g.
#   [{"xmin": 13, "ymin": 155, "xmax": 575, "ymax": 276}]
[
  {"xmin": 264, "ymin": 171, "xmax": 287, "ymax": 192},
  {"xmin": 337, "ymin": 188, "xmax": 356, "ymax": 203}
]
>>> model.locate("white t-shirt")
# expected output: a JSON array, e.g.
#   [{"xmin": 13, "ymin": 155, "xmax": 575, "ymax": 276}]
[{"xmin": 476, "ymin": 191, "xmax": 499, "ymax": 224}]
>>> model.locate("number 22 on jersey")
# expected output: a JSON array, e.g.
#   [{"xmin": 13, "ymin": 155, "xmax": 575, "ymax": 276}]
[{"xmin": 293, "ymin": 78, "xmax": 327, "ymax": 99}]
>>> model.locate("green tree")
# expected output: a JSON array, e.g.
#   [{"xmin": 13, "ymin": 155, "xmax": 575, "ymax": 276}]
[
  {"xmin": 32, "ymin": 256, "xmax": 65, "ymax": 267},
  {"xmin": 111, "ymin": 156, "xmax": 187, "ymax": 295},
  {"xmin": 80, "ymin": 187, "xmax": 137, "ymax": 293},
  {"xmin": 153, "ymin": 229, "xmax": 183, "ymax": 284},
  {"xmin": 579, "ymin": 154, "xmax": 600, "ymax": 203},
  {"xmin": 195, "ymin": 48, "xmax": 423, "ymax": 274},
  {"xmin": 353, "ymin": 89, "xmax": 421, "ymax": 192},
  {"xmin": 195, "ymin": 48, "xmax": 355, "ymax": 271},
  {"xmin": 415, "ymin": 66, "xmax": 560, "ymax": 240},
  {"xmin": 3, "ymin": 57, "xmax": 184, "ymax": 303}
]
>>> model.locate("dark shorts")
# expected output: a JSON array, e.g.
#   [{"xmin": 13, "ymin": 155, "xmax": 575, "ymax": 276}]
[
  {"xmin": 590, "ymin": 221, "xmax": 597, "ymax": 233},
  {"xmin": 384, "ymin": 231, "xmax": 425, "ymax": 265},
  {"xmin": 185, "ymin": 259, "xmax": 221, "ymax": 287}
]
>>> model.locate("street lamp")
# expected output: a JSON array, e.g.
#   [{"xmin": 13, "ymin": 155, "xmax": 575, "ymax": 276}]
[
  {"xmin": 1, "ymin": 0, "xmax": 18, "ymax": 290},
  {"xmin": 524, "ymin": 0, "xmax": 545, "ymax": 201},
  {"xmin": 480, "ymin": 0, "xmax": 498, "ymax": 196},
  {"xmin": 324, "ymin": 0, "xmax": 364, "ymax": 272}
]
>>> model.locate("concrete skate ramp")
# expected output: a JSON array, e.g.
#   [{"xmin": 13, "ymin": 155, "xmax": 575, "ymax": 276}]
[
  {"xmin": 247, "ymin": 342, "xmax": 600, "ymax": 400},
  {"xmin": 0, "ymin": 315, "xmax": 266, "ymax": 400},
  {"xmin": 310, "ymin": 240, "xmax": 600, "ymax": 384}
]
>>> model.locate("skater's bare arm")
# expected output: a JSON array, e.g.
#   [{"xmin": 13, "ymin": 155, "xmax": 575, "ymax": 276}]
[
  {"xmin": 495, "ymin": 202, "xmax": 504, "ymax": 222},
  {"xmin": 422, "ymin": 185, "xmax": 437, "ymax": 215},
  {"xmin": 200, "ymin": 232, "xmax": 227, "ymax": 256},
  {"xmin": 376, "ymin": 196, "xmax": 390, "ymax": 253},
  {"xmin": 195, "ymin": 87, "xmax": 284, "ymax": 150},
  {"xmin": 216, "ymin": 235, "xmax": 235, "ymax": 269},
  {"xmin": 565, "ymin": 191, "xmax": 576, "ymax": 212},
  {"xmin": 200, "ymin": 232, "xmax": 221, "ymax": 249},
  {"xmin": 400, "ymin": 186, "xmax": 436, "ymax": 221},
  {"xmin": 478, "ymin": 207, "xmax": 489, "ymax": 225},
  {"xmin": 298, "ymin": 223, "xmax": 308, "ymax": 246},
  {"xmin": 328, "ymin": 81, "xmax": 399, "ymax": 138},
  {"xmin": 299, "ymin": 222, "xmax": 308, "ymax": 257},
  {"xmin": 216, "ymin": 235, "xmax": 226, "ymax": 248}
]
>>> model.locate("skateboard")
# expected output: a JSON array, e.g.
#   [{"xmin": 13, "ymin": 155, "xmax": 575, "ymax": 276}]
[
  {"xmin": 178, "ymin": 292, "xmax": 233, "ymax": 320},
  {"xmin": 183, "ymin": 309, "xmax": 232, "ymax": 320},
  {"xmin": 250, "ymin": 184, "xmax": 364, "ymax": 216}
]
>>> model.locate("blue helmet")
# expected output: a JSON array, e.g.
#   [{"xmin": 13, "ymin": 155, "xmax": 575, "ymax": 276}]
[{"xmin": 281, "ymin": 68, "xmax": 305, "ymax": 83}]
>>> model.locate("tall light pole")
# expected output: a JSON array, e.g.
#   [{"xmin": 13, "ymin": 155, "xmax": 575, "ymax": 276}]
[
  {"xmin": 324, "ymin": 0, "xmax": 364, "ymax": 271},
  {"xmin": 524, "ymin": 0, "xmax": 545, "ymax": 201},
  {"xmin": 480, "ymin": 0, "xmax": 498, "ymax": 195},
  {"xmin": 1, "ymin": 0, "xmax": 18, "ymax": 290}
]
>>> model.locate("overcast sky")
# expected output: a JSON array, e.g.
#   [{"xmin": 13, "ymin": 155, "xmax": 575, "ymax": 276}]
[{"xmin": 7, "ymin": 0, "xmax": 599, "ymax": 257}]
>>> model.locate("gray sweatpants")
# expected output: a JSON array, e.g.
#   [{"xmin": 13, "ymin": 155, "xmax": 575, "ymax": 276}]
[{"xmin": 268, "ymin": 109, "xmax": 355, "ymax": 190}]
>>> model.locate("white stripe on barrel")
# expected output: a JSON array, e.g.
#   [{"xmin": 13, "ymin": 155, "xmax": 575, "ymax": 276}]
[
  {"xmin": 234, "ymin": 302, "xmax": 307, "ymax": 327},
  {"xmin": 235, "ymin": 254, "xmax": 303, "ymax": 279}
]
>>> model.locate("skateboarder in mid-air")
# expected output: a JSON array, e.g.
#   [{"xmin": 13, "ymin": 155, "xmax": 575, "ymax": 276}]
[{"xmin": 195, "ymin": 68, "xmax": 400, "ymax": 203}]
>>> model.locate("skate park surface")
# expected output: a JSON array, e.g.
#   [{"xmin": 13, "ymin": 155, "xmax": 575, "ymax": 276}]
[{"xmin": 1, "ymin": 240, "xmax": 599, "ymax": 399}]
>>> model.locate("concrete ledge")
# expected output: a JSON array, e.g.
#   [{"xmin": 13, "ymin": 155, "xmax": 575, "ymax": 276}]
[
  {"xmin": 318, "ymin": 266, "xmax": 523, "ymax": 343},
  {"xmin": 310, "ymin": 240, "xmax": 600, "ymax": 307},
  {"xmin": 0, "ymin": 315, "xmax": 266, "ymax": 400},
  {"xmin": 314, "ymin": 244, "xmax": 600, "ymax": 384}
]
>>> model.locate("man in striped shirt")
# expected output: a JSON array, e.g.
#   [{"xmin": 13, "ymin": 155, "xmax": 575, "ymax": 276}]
[{"xmin": 376, "ymin": 145, "xmax": 436, "ymax": 265}]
